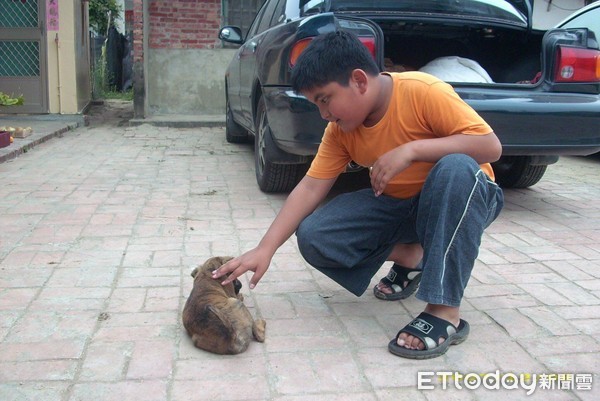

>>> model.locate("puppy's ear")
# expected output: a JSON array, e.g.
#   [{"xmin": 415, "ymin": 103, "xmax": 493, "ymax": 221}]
[
  {"xmin": 233, "ymin": 279, "xmax": 242, "ymax": 294},
  {"xmin": 218, "ymin": 256, "xmax": 234, "ymax": 265},
  {"xmin": 204, "ymin": 256, "xmax": 234, "ymax": 271}
]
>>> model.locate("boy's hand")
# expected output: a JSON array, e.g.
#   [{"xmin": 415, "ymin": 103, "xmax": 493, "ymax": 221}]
[
  {"xmin": 211, "ymin": 247, "xmax": 272, "ymax": 289},
  {"xmin": 370, "ymin": 146, "xmax": 413, "ymax": 196}
]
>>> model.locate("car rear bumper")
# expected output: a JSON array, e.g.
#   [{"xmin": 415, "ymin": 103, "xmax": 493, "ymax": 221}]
[
  {"xmin": 264, "ymin": 86, "xmax": 600, "ymax": 157},
  {"xmin": 458, "ymin": 87, "xmax": 600, "ymax": 156}
]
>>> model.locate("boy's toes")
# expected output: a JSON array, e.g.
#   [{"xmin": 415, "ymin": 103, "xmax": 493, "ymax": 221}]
[
  {"xmin": 376, "ymin": 282, "xmax": 393, "ymax": 294},
  {"xmin": 411, "ymin": 335, "xmax": 426, "ymax": 350},
  {"xmin": 397, "ymin": 333, "xmax": 423, "ymax": 350},
  {"xmin": 397, "ymin": 332, "xmax": 445, "ymax": 350},
  {"xmin": 396, "ymin": 332, "xmax": 408, "ymax": 347}
]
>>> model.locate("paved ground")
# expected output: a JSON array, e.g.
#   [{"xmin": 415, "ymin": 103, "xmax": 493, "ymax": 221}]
[
  {"xmin": 0, "ymin": 101, "xmax": 599, "ymax": 401},
  {"xmin": 0, "ymin": 112, "xmax": 85, "ymax": 164}
]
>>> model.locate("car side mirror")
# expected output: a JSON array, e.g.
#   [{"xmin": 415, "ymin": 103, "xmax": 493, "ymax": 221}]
[{"xmin": 219, "ymin": 26, "xmax": 244, "ymax": 44}]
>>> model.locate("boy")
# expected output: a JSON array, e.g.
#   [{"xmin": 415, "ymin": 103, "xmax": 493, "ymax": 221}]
[{"xmin": 213, "ymin": 31, "xmax": 504, "ymax": 359}]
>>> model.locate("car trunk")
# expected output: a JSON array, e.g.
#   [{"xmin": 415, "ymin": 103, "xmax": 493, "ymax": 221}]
[
  {"xmin": 375, "ymin": 20, "xmax": 543, "ymax": 85},
  {"xmin": 314, "ymin": 0, "xmax": 544, "ymax": 85}
]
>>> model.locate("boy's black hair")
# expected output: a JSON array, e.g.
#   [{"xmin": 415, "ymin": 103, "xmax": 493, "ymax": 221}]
[{"xmin": 291, "ymin": 30, "xmax": 380, "ymax": 94}]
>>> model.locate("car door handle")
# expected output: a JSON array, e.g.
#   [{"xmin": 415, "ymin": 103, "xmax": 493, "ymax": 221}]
[{"xmin": 248, "ymin": 41, "xmax": 257, "ymax": 53}]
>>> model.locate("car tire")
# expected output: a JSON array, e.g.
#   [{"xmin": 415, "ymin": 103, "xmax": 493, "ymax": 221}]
[
  {"xmin": 254, "ymin": 96, "xmax": 305, "ymax": 192},
  {"xmin": 225, "ymin": 94, "xmax": 249, "ymax": 144},
  {"xmin": 492, "ymin": 156, "xmax": 547, "ymax": 188}
]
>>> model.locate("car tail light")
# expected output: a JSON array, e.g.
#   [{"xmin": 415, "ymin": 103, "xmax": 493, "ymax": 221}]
[
  {"xmin": 289, "ymin": 35, "xmax": 377, "ymax": 67},
  {"xmin": 359, "ymin": 36, "xmax": 376, "ymax": 59},
  {"xmin": 289, "ymin": 38, "xmax": 313, "ymax": 67},
  {"xmin": 554, "ymin": 46, "xmax": 600, "ymax": 82}
]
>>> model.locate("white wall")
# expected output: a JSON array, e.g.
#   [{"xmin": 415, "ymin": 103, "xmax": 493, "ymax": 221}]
[{"xmin": 532, "ymin": 0, "xmax": 587, "ymax": 29}]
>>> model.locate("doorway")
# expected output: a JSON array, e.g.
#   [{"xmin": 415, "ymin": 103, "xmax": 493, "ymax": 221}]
[{"xmin": 0, "ymin": 0, "xmax": 48, "ymax": 113}]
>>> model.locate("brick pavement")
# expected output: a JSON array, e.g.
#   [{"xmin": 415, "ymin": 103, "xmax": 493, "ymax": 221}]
[{"xmin": 0, "ymin": 103, "xmax": 599, "ymax": 400}]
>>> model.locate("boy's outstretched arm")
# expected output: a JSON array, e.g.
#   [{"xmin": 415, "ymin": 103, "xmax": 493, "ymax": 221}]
[
  {"xmin": 371, "ymin": 132, "xmax": 501, "ymax": 196},
  {"xmin": 212, "ymin": 175, "xmax": 337, "ymax": 288}
]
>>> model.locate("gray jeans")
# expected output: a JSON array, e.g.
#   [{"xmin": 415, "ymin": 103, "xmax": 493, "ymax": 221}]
[{"xmin": 296, "ymin": 154, "xmax": 504, "ymax": 306}]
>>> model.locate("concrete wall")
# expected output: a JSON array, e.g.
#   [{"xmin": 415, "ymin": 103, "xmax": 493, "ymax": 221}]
[
  {"xmin": 147, "ymin": 48, "xmax": 235, "ymax": 116},
  {"xmin": 134, "ymin": 0, "xmax": 226, "ymax": 118}
]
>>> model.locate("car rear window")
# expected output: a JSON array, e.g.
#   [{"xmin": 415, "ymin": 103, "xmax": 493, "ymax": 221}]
[{"xmin": 301, "ymin": 0, "xmax": 527, "ymax": 27}]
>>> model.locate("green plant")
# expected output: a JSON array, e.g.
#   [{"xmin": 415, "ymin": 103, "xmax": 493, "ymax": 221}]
[
  {"xmin": 89, "ymin": 0, "xmax": 122, "ymax": 35},
  {"xmin": 103, "ymin": 88, "xmax": 133, "ymax": 101},
  {"xmin": 91, "ymin": 55, "xmax": 107, "ymax": 99},
  {"xmin": 0, "ymin": 92, "xmax": 24, "ymax": 106},
  {"xmin": 91, "ymin": 58, "xmax": 133, "ymax": 101}
]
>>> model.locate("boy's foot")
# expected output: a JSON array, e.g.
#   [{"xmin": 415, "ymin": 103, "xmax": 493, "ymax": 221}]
[
  {"xmin": 389, "ymin": 307, "xmax": 468, "ymax": 359},
  {"xmin": 373, "ymin": 263, "xmax": 422, "ymax": 300}
]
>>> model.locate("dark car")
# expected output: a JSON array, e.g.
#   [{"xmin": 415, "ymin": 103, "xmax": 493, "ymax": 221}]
[{"xmin": 219, "ymin": 0, "xmax": 600, "ymax": 192}]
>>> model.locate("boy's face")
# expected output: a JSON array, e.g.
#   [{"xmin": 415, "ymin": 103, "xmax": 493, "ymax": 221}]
[{"xmin": 302, "ymin": 79, "xmax": 367, "ymax": 132}]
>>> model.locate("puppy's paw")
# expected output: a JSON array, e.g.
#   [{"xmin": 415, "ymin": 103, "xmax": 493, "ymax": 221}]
[{"xmin": 253, "ymin": 318, "xmax": 266, "ymax": 343}]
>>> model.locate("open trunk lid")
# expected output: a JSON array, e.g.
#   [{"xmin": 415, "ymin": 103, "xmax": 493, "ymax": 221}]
[{"xmin": 301, "ymin": 0, "xmax": 532, "ymax": 30}]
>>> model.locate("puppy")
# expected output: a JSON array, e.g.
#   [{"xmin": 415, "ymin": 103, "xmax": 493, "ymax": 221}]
[{"xmin": 182, "ymin": 256, "xmax": 266, "ymax": 354}]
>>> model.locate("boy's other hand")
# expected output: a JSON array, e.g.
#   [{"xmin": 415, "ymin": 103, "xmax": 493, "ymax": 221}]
[
  {"xmin": 211, "ymin": 247, "xmax": 272, "ymax": 289},
  {"xmin": 370, "ymin": 146, "xmax": 413, "ymax": 196}
]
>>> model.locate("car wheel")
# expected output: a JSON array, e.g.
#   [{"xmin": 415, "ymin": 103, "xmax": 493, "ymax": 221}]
[
  {"xmin": 225, "ymin": 94, "xmax": 249, "ymax": 144},
  {"xmin": 255, "ymin": 96, "xmax": 304, "ymax": 192},
  {"xmin": 492, "ymin": 156, "xmax": 547, "ymax": 188}
]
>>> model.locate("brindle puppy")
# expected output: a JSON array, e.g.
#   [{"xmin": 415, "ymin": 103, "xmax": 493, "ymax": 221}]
[{"xmin": 182, "ymin": 256, "xmax": 266, "ymax": 354}]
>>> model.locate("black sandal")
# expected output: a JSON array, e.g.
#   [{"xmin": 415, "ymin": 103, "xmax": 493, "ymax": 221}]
[
  {"xmin": 373, "ymin": 263, "xmax": 422, "ymax": 301},
  {"xmin": 388, "ymin": 312, "xmax": 470, "ymax": 359}
]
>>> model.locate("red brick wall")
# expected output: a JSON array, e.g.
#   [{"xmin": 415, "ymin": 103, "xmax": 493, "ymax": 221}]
[
  {"xmin": 133, "ymin": 0, "xmax": 144, "ymax": 63},
  {"xmin": 148, "ymin": 0, "xmax": 222, "ymax": 49}
]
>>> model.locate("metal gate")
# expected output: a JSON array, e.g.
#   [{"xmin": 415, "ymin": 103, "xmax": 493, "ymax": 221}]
[{"xmin": 0, "ymin": 0, "xmax": 47, "ymax": 113}]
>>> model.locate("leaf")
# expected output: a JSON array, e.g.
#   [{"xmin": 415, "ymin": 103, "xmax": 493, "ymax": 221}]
[{"xmin": 0, "ymin": 92, "xmax": 24, "ymax": 107}]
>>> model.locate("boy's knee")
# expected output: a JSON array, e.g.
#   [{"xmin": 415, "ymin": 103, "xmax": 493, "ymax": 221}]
[
  {"xmin": 424, "ymin": 154, "xmax": 483, "ymax": 197},
  {"xmin": 438, "ymin": 153, "xmax": 477, "ymax": 169},
  {"xmin": 432, "ymin": 154, "xmax": 480, "ymax": 179},
  {"xmin": 296, "ymin": 217, "xmax": 333, "ymax": 267},
  {"xmin": 296, "ymin": 219, "xmax": 315, "ymax": 259},
  {"xmin": 296, "ymin": 221, "xmax": 307, "ymax": 246}
]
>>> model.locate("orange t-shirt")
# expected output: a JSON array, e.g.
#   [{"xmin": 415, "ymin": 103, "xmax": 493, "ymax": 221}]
[{"xmin": 307, "ymin": 72, "xmax": 495, "ymax": 199}]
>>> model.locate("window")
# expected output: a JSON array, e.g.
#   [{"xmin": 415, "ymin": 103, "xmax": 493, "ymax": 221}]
[{"xmin": 253, "ymin": 0, "xmax": 285, "ymax": 36}]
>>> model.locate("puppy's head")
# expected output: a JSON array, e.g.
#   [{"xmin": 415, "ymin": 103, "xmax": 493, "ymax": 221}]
[{"xmin": 191, "ymin": 256, "xmax": 242, "ymax": 295}]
